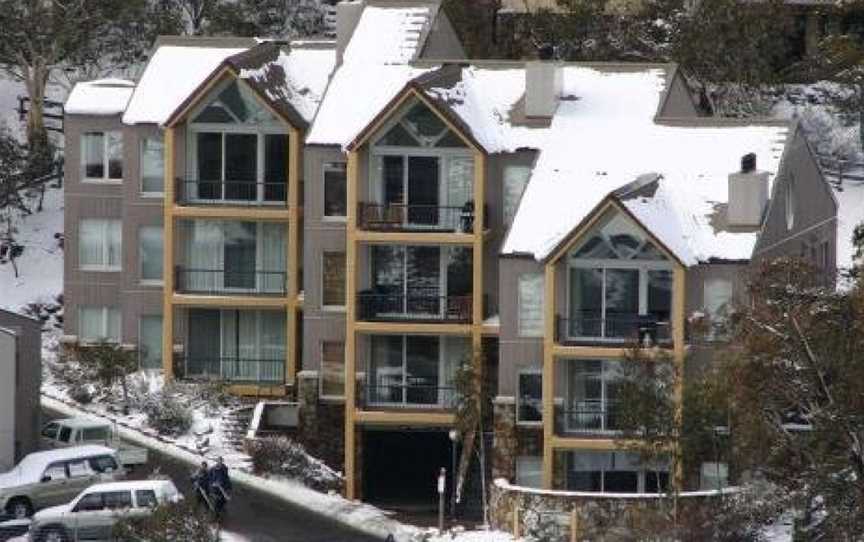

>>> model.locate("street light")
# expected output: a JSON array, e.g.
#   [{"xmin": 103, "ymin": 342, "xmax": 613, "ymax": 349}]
[{"xmin": 448, "ymin": 429, "xmax": 460, "ymax": 517}]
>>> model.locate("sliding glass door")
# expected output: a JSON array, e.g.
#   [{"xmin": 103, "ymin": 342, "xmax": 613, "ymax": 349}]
[{"xmin": 368, "ymin": 336, "xmax": 446, "ymax": 407}]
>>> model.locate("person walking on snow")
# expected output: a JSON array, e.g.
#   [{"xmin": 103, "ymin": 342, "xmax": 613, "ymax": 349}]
[
  {"xmin": 191, "ymin": 461, "xmax": 211, "ymax": 510},
  {"xmin": 208, "ymin": 456, "xmax": 232, "ymax": 520}
]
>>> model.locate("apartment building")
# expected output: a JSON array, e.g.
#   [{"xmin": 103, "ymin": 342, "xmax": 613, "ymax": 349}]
[
  {"xmin": 64, "ymin": 0, "xmax": 836, "ymax": 510},
  {"xmin": 0, "ymin": 309, "xmax": 42, "ymax": 470}
]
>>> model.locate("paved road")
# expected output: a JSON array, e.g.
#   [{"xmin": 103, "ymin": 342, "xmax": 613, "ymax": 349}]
[{"xmin": 36, "ymin": 408, "xmax": 383, "ymax": 542}]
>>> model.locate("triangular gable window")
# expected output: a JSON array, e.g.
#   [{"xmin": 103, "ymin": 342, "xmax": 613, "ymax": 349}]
[
  {"xmin": 374, "ymin": 100, "xmax": 466, "ymax": 148},
  {"xmin": 570, "ymin": 210, "xmax": 668, "ymax": 262},
  {"xmin": 192, "ymin": 80, "xmax": 278, "ymax": 125}
]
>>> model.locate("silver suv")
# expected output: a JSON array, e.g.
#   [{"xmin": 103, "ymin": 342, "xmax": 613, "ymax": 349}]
[
  {"xmin": 0, "ymin": 446, "xmax": 124, "ymax": 519},
  {"xmin": 29, "ymin": 479, "xmax": 181, "ymax": 542}
]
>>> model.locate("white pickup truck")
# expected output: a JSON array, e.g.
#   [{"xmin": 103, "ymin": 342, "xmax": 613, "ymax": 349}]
[{"xmin": 40, "ymin": 418, "xmax": 148, "ymax": 469}]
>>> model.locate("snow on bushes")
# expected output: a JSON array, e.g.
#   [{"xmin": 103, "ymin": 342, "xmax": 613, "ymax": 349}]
[
  {"xmin": 142, "ymin": 385, "xmax": 194, "ymax": 437},
  {"xmin": 247, "ymin": 436, "xmax": 343, "ymax": 492}
]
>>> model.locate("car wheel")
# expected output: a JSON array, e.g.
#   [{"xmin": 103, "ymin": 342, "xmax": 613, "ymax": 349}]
[
  {"xmin": 6, "ymin": 497, "xmax": 33, "ymax": 518},
  {"xmin": 40, "ymin": 527, "xmax": 69, "ymax": 542}
]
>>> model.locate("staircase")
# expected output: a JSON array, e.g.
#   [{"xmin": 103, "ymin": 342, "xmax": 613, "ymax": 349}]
[{"xmin": 221, "ymin": 405, "xmax": 256, "ymax": 451}]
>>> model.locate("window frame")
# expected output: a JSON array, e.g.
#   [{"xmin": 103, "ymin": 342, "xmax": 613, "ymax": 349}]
[
  {"xmin": 79, "ymin": 306, "xmax": 122, "ymax": 344},
  {"xmin": 319, "ymin": 340, "xmax": 346, "ymax": 401},
  {"xmin": 139, "ymin": 135, "xmax": 165, "ymax": 197},
  {"xmin": 81, "ymin": 131, "xmax": 123, "ymax": 183},
  {"xmin": 138, "ymin": 225, "xmax": 164, "ymax": 285},
  {"xmin": 517, "ymin": 273, "xmax": 544, "ymax": 337},
  {"xmin": 516, "ymin": 370, "xmax": 543, "ymax": 426},
  {"xmin": 321, "ymin": 251, "xmax": 347, "ymax": 311},
  {"xmin": 515, "ymin": 455, "xmax": 543, "ymax": 488},
  {"xmin": 138, "ymin": 314, "xmax": 163, "ymax": 371},
  {"xmin": 79, "ymin": 219, "xmax": 122, "ymax": 272},
  {"xmin": 322, "ymin": 162, "xmax": 348, "ymax": 221}
]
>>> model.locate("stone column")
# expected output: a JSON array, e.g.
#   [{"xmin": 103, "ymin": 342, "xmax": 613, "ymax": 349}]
[{"xmin": 493, "ymin": 396, "xmax": 518, "ymax": 482}]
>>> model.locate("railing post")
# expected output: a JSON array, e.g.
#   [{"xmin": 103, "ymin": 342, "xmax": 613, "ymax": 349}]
[
  {"xmin": 571, "ymin": 508, "xmax": 579, "ymax": 542},
  {"xmin": 513, "ymin": 506, "xmax": 520, "ymax": 538}
]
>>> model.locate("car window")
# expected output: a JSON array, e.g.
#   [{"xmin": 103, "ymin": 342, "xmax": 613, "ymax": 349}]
[
  {"xmin": 42, "ymin": 462, "xmax": 67, "ymax": 481},
  {"xmin": 134, "ymin": 490, "xmax": 158, "ymax": 508},
  {"xmin": 80, "ymin": 426, "xmax": 110, "ymax": 442},
  {"xmin": 103, "ymin": 491, "xmax": 132, "ymax": 510},
  {"xmin": 67, "ymin": 459, "xmax": 93, "ymax": 478},
  {"xmin": 58, "ymin": 426, "xmax": 72, "ymax": 443},
  {"xmin": 88, "ymin": 455, "xmax": 118, "ymax": 474},
  {"xmin": 41, "ymin": 423, "xmax": 59, "ymax": 439},
  {"xmin": 73, "ymin": 493, "xmax": 104, "ymax": 512}
]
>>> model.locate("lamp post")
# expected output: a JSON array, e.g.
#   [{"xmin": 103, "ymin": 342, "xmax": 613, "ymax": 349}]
[{"xmin": 448, "ymin": 429, "xmax": 460, "ymax": 517}]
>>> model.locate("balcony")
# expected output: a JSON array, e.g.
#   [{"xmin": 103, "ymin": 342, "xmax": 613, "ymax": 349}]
[
  {"xmin": 175, "ymin": 267, "xmax": 288, "ymax": 296},
  {"xmin": 180, "ymin": 357, "xmax": 285, "ymax": 384},
  {"xmin": 357, "ymin": 202, "xmax": 488, "ymax": 233},
  {"xmin": 555, "ymin": 401, "xmax": 621, "ymax": 437},
  {"xmin": 556, "ymin": 313, "xmax": 671, "ymax": 347},
  {"xmin": 357, "ymin": 290, "xmax": 472, "ymax": 323},
  {"xmin": 361, "ymin": 381, "xmax": 458, "ymax": 410},
  {"xmin": 176, "ymin": 179, "xmax": 287, "ymax": 206}
]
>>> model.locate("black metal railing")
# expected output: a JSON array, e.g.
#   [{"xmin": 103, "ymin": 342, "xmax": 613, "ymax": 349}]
[
  {"xmin": 556, "ymin": 313, "xmax": 672, "ymax": 345},
  {"xmin": 176, "ymin": 179, "xmax": 288, "ymax": 205},
  {"xmin": 181, "ymin": 357, "xmax": 285, "ymax": 384},
  {"xmin": 555, "ymin": 401, "xmax": 622, "ymax": 435},
  {"xmin": 361, "ymin": 382, "xmax": 457, "ymax": 409},
  {"xmin": 357, "ymin": 202, "xmax": 489, "ymax": 232},
  {"xmin": 357, "ymin": 291, "xmax": 472, "ymax": 322},
  {"xmin": 175, "ymin": 268, "xmax": 288, "ymax": 296}
]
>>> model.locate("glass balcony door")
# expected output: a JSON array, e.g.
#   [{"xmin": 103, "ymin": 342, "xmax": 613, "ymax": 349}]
[
  {"xmin": 380, "ymin": 155, "xmax": 441, "ymax": 227},
  {"xmin": 370, "ymin": 246, "xmax": 442, "ymax": 318},
  {"xmin": 565, "ymin": 360, "xmax": 621, "ymax": 434},
  {"xmin": 368, "ymin": 336, "xmax": 447, "ymax": 407}
]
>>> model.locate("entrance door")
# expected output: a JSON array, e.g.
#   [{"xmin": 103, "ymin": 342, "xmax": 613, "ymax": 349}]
[
  {"xmin": 224, "ymin": 222, "xmax": 256, "ymax": 290},
  {"xmin": 188, "ymin": 309, "xmax": 221, "ymax": 377},
  {"xmin": 406, "ymin": 336, "xmax": 439, "ymax": 405},
  {"xmin": 407, "ymin": 157, "xmax": 439, "ymax": 225}
]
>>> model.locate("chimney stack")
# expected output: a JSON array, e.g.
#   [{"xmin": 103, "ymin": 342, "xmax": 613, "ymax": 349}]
[
  {"xmin": 727, "ymin": 153, "xmax": 769, "ymax": 228},
  {"xmin": 336, "ymin": 1, "xmax": 364, "ymax": 66},
  {"xmin": 525, "ymin": 45, "xmax": 562, "ymax": 118}
]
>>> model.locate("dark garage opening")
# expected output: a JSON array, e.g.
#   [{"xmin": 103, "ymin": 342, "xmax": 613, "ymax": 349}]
[{"xmin": 363, "ymin": 428, "xmax": 454, "ymax": 513}]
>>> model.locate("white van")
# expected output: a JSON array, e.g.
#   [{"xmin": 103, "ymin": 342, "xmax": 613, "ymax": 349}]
[{"xmin": 40, "ymin": 419, "xmax": 147, "ymax": 468}]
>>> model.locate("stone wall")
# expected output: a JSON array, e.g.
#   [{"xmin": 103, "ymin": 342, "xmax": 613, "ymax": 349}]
[
  {"xmin": 297, "ymin": 371, "xmax": 345, "ymax": 471},
  {"xmin": 490, "ymin": 479, "xmax": 732, "ymax": 542},
  {"xmin": 493, "ymin": 397, "xmax": 545, "ymax": 483}
]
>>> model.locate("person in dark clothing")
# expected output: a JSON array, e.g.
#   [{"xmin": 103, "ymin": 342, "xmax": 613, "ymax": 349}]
[
  {"xmin": 208, "ymin": 456, "xmax": 232, "ymax": 520},
  {"xmin": 191, "ymin": 461, "xmax": 211, "ymax": 510}
]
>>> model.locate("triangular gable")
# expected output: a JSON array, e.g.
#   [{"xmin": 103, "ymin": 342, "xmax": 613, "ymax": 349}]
[
  {"xmin": 163, "ymin": 44, "xmax": 308, "ymax": 130},
  {"xmin": 346, "ymin": 77, "xmax": 486, "ymax": 154}
]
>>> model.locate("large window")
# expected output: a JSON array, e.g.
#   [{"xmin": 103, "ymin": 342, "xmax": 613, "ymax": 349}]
[
  {"xmin": 323, "ymin": 162, "xmax": 347, "ymax": 218},
  {"xmin": 322, "ymin": 252, "xmax": 346, "ymax": 308},
  {"xmin": 79, "ymin": 219, "xmax": 122, "ymax": 271},
  {"xmin": 517, "ymin": 371, "xmax": 542, "ymax": 424},
  {"xmin": 564, "ymin": 360, "xmax": 621, "ymax": 434},
  {"xmin": 503, "ymin": 165, "xmax": 532, "ymax": 226},
  {"xmin": 566, "ymin": 212, "xmax": 672, "ymax": 343},
  {"xmin": 516, "ymin": 456, "xmax": 542, "ymax": 488},
  {"xmin": 139, "ymin": 315, "xmax": 163, "ymax": 370},
  {"xmin": 79, "ymin": 306, "xmax": 121, "ymax": 343},
  {"xmin": 82, "ymin": 131, "xmax": 123, "ymax": 182},
  {"xmin": 320, "ymin": 341, "xmax": 345, "ymax": 399},
  {"xmin": 566, "ymin": 451, "xmax": 669, "ymax": 494},
  {"xmin": 704, "ymin": 278, "xmax": 733, "ymax": 340},
  {"xmin": 518, "ymin": 273, "xmax": 544, "ymax": 337},
  {"xmin": 187, "ymin": 80, "xmax": 288, "ymax": 204},
  {"xmin": 140, "ymin": 136, "xmax": 164, "ymax": 195},
  {"xmin": 139, "ymin": 226, "xmax": 163, "ymax": 283}
]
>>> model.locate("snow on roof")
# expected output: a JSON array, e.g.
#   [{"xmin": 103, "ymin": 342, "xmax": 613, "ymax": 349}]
[
  {"xmin": 122, "ymin": 46, "xmax": 247, "ymax": 125},
  {"xmin": 342, "ymin": 3, "xmax": 435, "ymax": 65},
  {"xmin": 65, "ymin": 79, "xmax": 134, "ymax": 116},
  {"xmin": 306, "ymin": 63, "xmax": 432, "ymax": 146},
  {"xmin": 237, "ymin": 44, "xmax": 336, "ymax": 125},
  {"xmin": 8, "ymin": 446, "xmax": 115, "ymax": 483},
  {"xmin": 834, "ymin": 181, "xmax": 864, "ymax": 271}
]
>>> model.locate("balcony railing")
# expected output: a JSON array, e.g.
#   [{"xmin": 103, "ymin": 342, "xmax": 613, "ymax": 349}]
[
  {"xmin": 181, "ymin": 357, "xmax": 285, "ymax": 384},
  {"xmin": 357, "ymin": 290, "xmax": 472, "ymax": 323},
  {"xmin": 176, "ymin": 179, "xmax": 287, "ymax": 206},
  {"xmin": 361, "ymin": 381, "xmax": 457, "ymax": 410},
  {"xmin": 555, "ymin": 401, "xmax": 621, "ymax": 436},
  {"xmin": 175, "ymin": 268, "xmax": 288, "ymax": 296},
  {"xmin": 556, "ymin": 313, "xmax": 672, "ymax": 346},
  {"xmin": 357, "ymin": 202, "xmax": 489, "ymax": 232}
]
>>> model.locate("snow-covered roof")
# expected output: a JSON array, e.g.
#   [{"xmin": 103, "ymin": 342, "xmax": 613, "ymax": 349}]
[
  {"xmin": 2, "ymin": 446, "xmax": 116, "ymax": 485},
  {"xmin": 234, "ymin": 42, "xmax": 336, "ymax": 126},
  {"xmin": 834, "ymin": 182, "xmax": 864, "ymax": 271},
  {"xmin": 122, "ymin": 45, "xmax": 247, "ymax": 125},
  {"xmin": 65, "ymin": 79, "xmax": 134, "ymax": 116},
  {"xmin": 342, "ymin": 2, "xmax": 437, "ymax": 65}
]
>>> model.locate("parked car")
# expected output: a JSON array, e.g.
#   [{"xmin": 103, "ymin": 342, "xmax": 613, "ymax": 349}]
[
  {"xmin": 28, "ymin": 479, "xmax": 182, "ymax": 542},
  {"xmin": 40, "ymin": 419, "xmax": 148, "ymax": 468},
  {"xmin": 0, "ymin": 446, "xmax": 124, "ymax": 519}
]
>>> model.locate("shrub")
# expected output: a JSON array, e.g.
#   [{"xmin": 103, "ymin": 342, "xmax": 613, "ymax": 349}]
[
  {"xmin": 67, "ymin": 382, "xmax": 93, "ymax": 404},
  {"xmin": 143, "ymin": 387, "xmax": 193, "ymax": 436},
  {"xmin": 247, "ymin": 436, "xmax": 342, "ymax": 492},
  {"xmin": 112, "ymin": 500, "xmax": 219, "ymax": 542}
]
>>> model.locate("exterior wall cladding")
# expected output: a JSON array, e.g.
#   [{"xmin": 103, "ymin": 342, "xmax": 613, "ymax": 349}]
[{"xmin": 62, "ymin": 40, "xmax": 836, "ymax": 504}]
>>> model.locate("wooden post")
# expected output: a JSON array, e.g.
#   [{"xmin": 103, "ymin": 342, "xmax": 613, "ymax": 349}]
[
  {"xmin": 513, "ymin": 505, "xmax": 520, "ymax": 538},
  {"xmin": 571, "ymin": 508, "xmax": 579, "ymax": 542},
  {"xmin": 344, "ymin": 151, "xmax": 359, "ymax": 500},
  {"xmin": 162, "ymin": 127, "xmax": 176, "ymax": 379},
  {"xmin": 542, "ymin": 264, "xmax": 556, "ymax": 488}
]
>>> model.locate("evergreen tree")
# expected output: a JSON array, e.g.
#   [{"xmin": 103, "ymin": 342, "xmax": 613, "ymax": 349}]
[{"xmin": 209, "ymin": 0, "xmax": 327, "ymax": 39}]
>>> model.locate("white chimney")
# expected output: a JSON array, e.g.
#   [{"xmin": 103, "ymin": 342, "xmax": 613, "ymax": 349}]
[
  {"xmin": 336, "ymin": 0, "xmax": 365, "ymax": 66},
  {"xmin": 525, "ymin": 61, "xmax": 563, "ymax": 118},
  {"xmin": 727, "ymin": 153, "xmax": 769, "ymax": 228}
]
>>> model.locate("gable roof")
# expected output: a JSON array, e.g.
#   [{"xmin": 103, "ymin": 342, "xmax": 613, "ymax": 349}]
[
  {"xmin": 342, "ymin": 0, "xmax": 440, "ymax": 65},
  {"xmin": 66, "ymin": 79, "xmax": 135, "ymax": 117}
]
